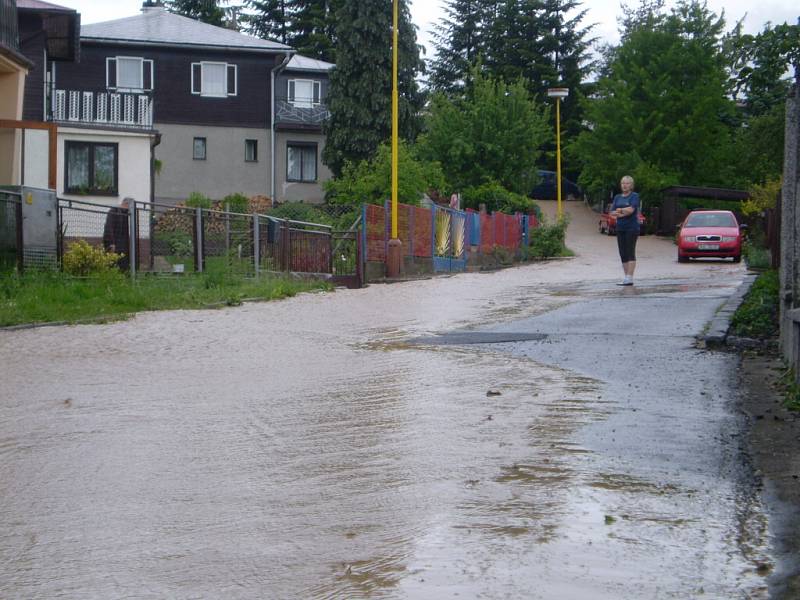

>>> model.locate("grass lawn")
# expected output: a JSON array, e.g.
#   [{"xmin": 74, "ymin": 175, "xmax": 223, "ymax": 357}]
[{"xmin": 0, "ymin": 271, "xmax": 331, "ymax": 327}]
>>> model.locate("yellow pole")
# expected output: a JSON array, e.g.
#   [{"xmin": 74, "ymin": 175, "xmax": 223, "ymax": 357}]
[
  {"xmin": 555, "ymin": 97, "xmax": 562, "ymax": 220},
  {"xmin": 391, "ymin": 0, "xmax": 399, "ymax": 239}
]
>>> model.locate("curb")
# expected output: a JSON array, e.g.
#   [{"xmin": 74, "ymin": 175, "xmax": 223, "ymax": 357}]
[{"xmin": 703, "ymin": 273, "xmax": 757, "ymax": 347}]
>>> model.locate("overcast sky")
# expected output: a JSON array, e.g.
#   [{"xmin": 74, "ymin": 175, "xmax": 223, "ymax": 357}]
[{"xmin": 52, "ymin": 0, "xmax": 799, "ymax": 61}]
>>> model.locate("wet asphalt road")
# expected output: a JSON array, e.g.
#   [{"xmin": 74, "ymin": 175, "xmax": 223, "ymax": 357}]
[{"xmin": 409, "ymin": 279, "xmax": 771, "ymax": 599}]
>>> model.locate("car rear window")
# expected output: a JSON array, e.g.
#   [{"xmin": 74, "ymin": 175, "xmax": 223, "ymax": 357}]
[{"xmin": 685, "ymin": 213, "xmax": 736, "ymax": 227}]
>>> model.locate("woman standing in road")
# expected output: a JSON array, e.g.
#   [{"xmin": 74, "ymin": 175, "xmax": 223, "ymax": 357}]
[{"xmin": 611, "ymin": 175, "xmax": 640, "ymax": 286}]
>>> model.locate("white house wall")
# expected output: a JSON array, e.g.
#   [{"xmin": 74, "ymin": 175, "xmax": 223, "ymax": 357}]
[
  {"xmin": 57, "ymin": 127, "xmax": 153, "ymax": 205},
  {"xmin": 57, "ymin": 127, "xmax": 153, "ymax": 239},
  {"xmin": 154, "ymin": 123, "xmax": 270, "ymax": 204},
  {"xmin": 22, "ymin": 129, "xmax": 49, "ymax": 189}
]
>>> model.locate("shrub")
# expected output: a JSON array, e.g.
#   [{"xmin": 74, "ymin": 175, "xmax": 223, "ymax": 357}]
[
  {"xmin": 185, "ymin": 191, "xmax": 212, "ymax": 209},
  {"xmin": 324, "ymin": 141, "xmax": 446, "ymax": 206},
  {"xmin": 743, "ymin": 241, "xmax": 771, "ymax": 270},
  {"xmin": 743, "ymin": 177, "xmax": 781, "ymax": 217},
  {"xmin": 461, "ymin": 181, "xmax": 536, "ymax": 215},
  {"xmin": 731, "ymin": 270, "xmax": 778, "ymax": 338},
  {"xmin": 62, "ymin": 240, "xmax": 122, "ymax": 276},
  {"xmin": 529, "ymin": 216, "xmax": 569, "ymax": 258},
  {"xmin": 223, "ymin": 193, "xmax": 250, "ymax": 214}
]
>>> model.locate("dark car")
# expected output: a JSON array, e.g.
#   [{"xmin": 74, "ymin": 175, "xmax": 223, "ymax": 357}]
[{"xmin": 530, "ymin": 170, "xmax": 583, "ymax": 201}]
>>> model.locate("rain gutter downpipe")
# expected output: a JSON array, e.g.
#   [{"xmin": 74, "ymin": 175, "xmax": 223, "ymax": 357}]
[{"xmin": 271, "ymin": 51, "xmax": 293, "ymax": 207}]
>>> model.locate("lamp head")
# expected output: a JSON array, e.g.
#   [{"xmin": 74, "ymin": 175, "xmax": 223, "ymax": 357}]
[{"xmin": 546, "ymin": 88, "xmax": 569, "ymax": 99}]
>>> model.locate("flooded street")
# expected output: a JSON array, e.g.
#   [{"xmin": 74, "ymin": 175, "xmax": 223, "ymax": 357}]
[{"xmin": 0, "ymin": 202, "xmax": 769, "ymax": 598}]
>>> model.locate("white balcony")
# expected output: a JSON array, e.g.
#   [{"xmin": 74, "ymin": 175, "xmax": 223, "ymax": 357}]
[{"xmin": 49, "ymin": 89, "xmax": 154, "ymax": 130}]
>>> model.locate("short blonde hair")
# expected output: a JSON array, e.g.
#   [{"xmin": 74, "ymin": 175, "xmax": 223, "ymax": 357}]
[{"xmin": 621, "ymin": 175, "xmax": 634, "ymax": 187}]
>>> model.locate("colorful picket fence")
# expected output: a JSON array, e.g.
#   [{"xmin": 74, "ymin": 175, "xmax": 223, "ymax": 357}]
[{"xmin": 363, "ymin": 202, "xmax": 530, "ymax": 273}]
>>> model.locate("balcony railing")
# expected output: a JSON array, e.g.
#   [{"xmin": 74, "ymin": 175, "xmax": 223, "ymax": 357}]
[
  {"xmin": 275, "ymin": 98, "xmax": 330, "ymax": 127},
  {"xmin": 48, "ymin": 89, "xmax": 154, "ymax": 130},
  {"xmin": 0, "ymin": 0, "xmax": 20, "ymax": 54}
]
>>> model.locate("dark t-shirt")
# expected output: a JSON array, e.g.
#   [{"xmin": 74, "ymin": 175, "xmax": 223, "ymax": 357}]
[{"xmin": 612, "ymin": 192, "xmax": 640, "ymax": 232}]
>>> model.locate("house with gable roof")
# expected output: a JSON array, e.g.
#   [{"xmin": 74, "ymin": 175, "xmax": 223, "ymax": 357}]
[{"xmin": 49, "ymin": 0, "xmax": 333, "ymax": 207}]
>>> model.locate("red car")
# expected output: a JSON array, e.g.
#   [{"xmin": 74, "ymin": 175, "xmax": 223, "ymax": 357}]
[
  {"xmin": 677, "ymin": 210, "xmax": 744, "ymax": 263},
  {"xmin": 599, "ymin": 203, "xmax": 646, "ymax": 235}
]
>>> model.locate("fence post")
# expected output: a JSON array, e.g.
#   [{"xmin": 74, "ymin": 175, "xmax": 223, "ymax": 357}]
[
  {"xmin": 128, "ymin": 203, "xmax": 137, "ymax": 279},
  {"xmin": 15, "ymin": 199, "xmax": 24, "ymax": 274},
  {"xmin": 282, "ymin": 219, "xmax": 290, "ymax": 272},
  {"xmin": 253, "ymin": 215, "xmax": 260, "ymax": 276},
  {"xmin": 195, "ymin": 207, "xmax": 203, "ymax": 273}
]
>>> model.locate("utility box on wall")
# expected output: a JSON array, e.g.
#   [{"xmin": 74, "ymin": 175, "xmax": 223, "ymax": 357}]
[{"xmin": 0, "ymin": 185, "xmax": 58, "ymax": 269}]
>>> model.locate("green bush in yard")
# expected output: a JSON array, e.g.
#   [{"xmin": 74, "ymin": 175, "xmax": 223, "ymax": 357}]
[
  {"xmin": 529, "ymin": 216, "xmax": 569, "ymax": 258},
  {"xmin": 731, "ymin": 270, "xmax": 779, "ymax": 338},
  {"xmin": 62, "ymin": 240, "xmax": 123, "ymax": 276},
  {"xmin": 461, "ymin": 181, "xmax": 538, "ymax": 215}
]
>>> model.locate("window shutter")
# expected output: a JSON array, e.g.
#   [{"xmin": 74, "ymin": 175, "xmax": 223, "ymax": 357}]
[
  {"xmin": 106, "ymin": 57, "xmax": 117, "ymax": 89},
  {"xmin": 227, "ymin": 64, "xmax": 237, "ymax": 96},
  {"xmin": 288, "ymin": 80, "xmax": 295, "ymax": 103},
  {"xmin": 191, "ymin": 63, "xmax": 202, "ymax": 95},
  {"xmin": 313, "ymin": 81, "xmax": 321, "ymax": 104},
  {"xmin": 143, "ymin": 59, "xmax": 154, "ymax": 91}
]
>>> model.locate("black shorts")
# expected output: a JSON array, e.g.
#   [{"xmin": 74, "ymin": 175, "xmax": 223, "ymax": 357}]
[{"xmin": 617, "ymin": 230, "xmax": 638, "ymax": 263}]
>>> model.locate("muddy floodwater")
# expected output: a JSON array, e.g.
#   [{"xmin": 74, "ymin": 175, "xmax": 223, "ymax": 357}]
[{"xmin": 0, "ymin": 202, "xmax": 770, "ymax": 598}]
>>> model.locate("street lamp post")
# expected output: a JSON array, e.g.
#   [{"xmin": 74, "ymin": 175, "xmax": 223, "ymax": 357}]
[
  {"xmin": 546, "ymin": 87, "xmax": 569, "ymax": 220},
  {"xmin": 386, "ymin": 0, "xmax": 402, "ymax": 278}
]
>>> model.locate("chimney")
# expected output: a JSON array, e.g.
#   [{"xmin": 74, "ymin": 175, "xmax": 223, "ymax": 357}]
[{"xmin": 141, "ymin": 1, "xmax": 165, "ymax": 12}]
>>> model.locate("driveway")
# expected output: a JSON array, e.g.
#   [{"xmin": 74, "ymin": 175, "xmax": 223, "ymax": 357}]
[{"xmin": 0, "ymin": 201, "xmax": 763, "ymax": 599}]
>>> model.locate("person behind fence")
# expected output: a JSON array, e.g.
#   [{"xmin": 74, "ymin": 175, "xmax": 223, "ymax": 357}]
[
  {"xmin": 611, "ymin": 175, "xmax": 640, "ymax": 286},
  {"xmin": 103, "ymin": 198, "xmax": 131, "ymax": 271}
]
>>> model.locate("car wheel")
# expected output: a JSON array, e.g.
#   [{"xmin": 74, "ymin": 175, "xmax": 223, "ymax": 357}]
[
  {"xmin": 733, "ymin": 254, "xmax": 741, "ymax": 263},
  {"xmin": 678, "ymin": 253, "xmax": 689, "ymax": 263}
]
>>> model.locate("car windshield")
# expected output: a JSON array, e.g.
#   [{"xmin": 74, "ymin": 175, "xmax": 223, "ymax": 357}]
[{"xmin": 685, "ymin": 213, "xmax": 736, "ymax": 228}]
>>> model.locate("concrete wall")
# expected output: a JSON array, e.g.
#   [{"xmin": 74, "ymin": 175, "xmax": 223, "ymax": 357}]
[
  {"xmin": 154, "ymin": 123, "xmax": 270, "ymax": 204},
  {"xmin": 780, "ymin": 83, "xmax": 800, "ymax": 367},
  {"xmin": 275, "ymin": 130, "xmax": 331, "ymax": 204},
  {"xmin": 57, "ymin": 127, "xmax": 153, "ymax": 207}
]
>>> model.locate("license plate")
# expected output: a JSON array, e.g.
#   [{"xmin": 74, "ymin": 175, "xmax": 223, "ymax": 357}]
[{"xmin": 698, "ymin": 243, "xmax": 719, "ymax": 250}]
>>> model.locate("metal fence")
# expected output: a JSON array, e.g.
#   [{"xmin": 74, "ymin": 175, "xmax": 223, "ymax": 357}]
[
  {"xmin": 56, "ymin": 199, "xmax": 362, "ymax": 286},
  {"xmin": 0, "ymin": 191, "xmax": 22, "ymax": 274}
]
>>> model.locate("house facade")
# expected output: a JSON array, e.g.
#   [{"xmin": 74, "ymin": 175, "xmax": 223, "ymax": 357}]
[
  {"xmin": 67, "ymin": 1, "xmax": 333, "ymax": 206},
  {"xmin": 17, "ymin": 0, "xmax": 154, "ymax": 205},
  {"xmin": 0, "ymin": 0, "xmax": 34, "ymax": 185}
]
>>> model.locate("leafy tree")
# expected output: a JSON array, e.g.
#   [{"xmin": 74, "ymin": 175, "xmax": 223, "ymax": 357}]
[
  {"xmin": 418, "ymin": 70, "xmax": 549, "ymax": 195},
  {"xmin": 324, "ymin": 141, "xmax": 446, "ymax": 206},
  {"xmin": 573, "ymin": 0, "xmax": 738, "ymax": 197},
  {"xmin": 322, "ymin": 0, "xmax": 424, "ymax": 177}
]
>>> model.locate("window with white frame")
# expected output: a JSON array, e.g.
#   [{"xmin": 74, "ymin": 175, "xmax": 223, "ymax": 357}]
[
  {"xmin": 191, "ymin": 62, "xmax": 238, "ymax": 97},
  {"xmin": 288, "ymin": 79, "xmax": 321, "ymax": 108},
  {"xmin": 106, "ymin": 56, "xmax": 154, "ymax": 91},
  {"xmin": 286, "ymin": 142, "xmax": 317, "ymax": 182}
]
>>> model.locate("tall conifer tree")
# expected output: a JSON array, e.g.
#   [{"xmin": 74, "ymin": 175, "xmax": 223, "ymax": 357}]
[
  {"xmin": 245, "ymin": 0, "xmax": 291, "ymax": 44},
  {"xmin": 428, "ymin": 0, "xmax": 487, "ymax": 93},
  {"xmin": 322, "ymin": 0, "xmax": 424, "ymax": 176},
  {"xmin": 167, "ymin": 0, "xmax": 228, "ymax": 26}
]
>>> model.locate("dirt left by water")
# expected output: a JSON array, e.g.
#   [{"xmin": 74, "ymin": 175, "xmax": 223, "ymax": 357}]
[{"xmin": 740, "ymin": 352, "xmax": 800, "ymax": 598}]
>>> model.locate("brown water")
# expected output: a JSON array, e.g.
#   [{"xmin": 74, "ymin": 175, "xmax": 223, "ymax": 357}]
[{"xmin": 1, "ymin": 202, "xmax": 766, "ymax": 598}]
